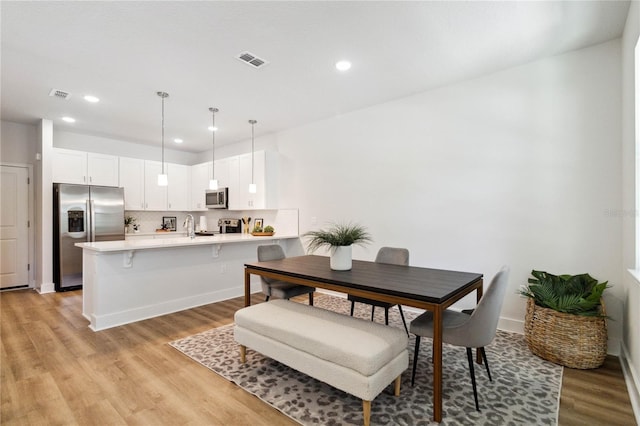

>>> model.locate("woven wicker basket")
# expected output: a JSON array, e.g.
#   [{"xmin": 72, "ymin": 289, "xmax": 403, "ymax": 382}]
[{"xmin": 524, "ymin": 298, "xmax": 607, "ymax": 369}]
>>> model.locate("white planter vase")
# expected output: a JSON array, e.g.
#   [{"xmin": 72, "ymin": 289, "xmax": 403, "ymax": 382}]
[{"xmin": 330, "ymin": 245, "xmax": 352, "ymax": 271}]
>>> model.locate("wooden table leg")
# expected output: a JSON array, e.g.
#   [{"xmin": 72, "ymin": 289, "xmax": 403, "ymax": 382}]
[
  {"xmin": 476, "ymin": 279, "xmax": 484, "ymax": 364},
  {"xmin": 433, "ymin": 306, "xmax": 443, "ymax": 422},
  {"xmin": 244, "ymin": 268, "xmax": 251, "ymax": 307}
]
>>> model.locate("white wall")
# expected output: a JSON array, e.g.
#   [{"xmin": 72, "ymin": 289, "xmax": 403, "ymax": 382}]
[
  {"xmin": 53, "ymin": 130, "xmax": 199, "ymax": 165},
  {"xmin": 276, "ymin": 40, "xmax": 623, "ymax": 344},
  {"xmin": 621, "ymin": 0, "xmax": 640, "ymax": 419},
  {"xmin": 0, "ymin": 121, "xmax": 37, "ymax": 165},
  {"xmin": 36, "ymin": 119, "xmax": 54, "ymax": 293}
]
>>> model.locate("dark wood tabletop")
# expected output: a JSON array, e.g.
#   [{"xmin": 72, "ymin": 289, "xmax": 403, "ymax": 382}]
[{"xmin": 244, "ymin": 255, "xmax": 483, "ymax": 305}]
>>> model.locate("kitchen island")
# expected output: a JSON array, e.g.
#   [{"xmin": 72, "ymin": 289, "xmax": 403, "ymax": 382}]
[{"xmin": 76, "ymin": 233, "xmax": 299, "ymax": 331}]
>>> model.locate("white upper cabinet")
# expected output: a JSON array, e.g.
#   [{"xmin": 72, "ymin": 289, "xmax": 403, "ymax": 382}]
[
  {"xmin": 214, "ymin": 158, "xmax": 231, "ymax": 189},
  {"xmin": 143, "ymin": 160, "xmax": 168, "ymax": 211},
  {"xmin": 228, "ymin": 151, "xmax": 277, "ymax": 210},
  {"xmin": 53, "ymin": 148, "xmax": 277, "ymax": 213},
  {"xmin": 120, "ymin": 158, "xmax": 188, "ymax": 211},
  {"xmin": 167, "ymin": 163, "xmax": 189, "ymax": 211},
  {"xmin": 52, "ymin": 148, "xmax": 119, "ymax": 186},
  {"xmin": 119, "ymin": 157, "xmax": 145, "ymax": 210},
  {"xmin": 190, "ymin": 162, "xmax": 211, "ymax": 211},
  {"xmin": 190, "ymin": 158, "xmax": 234, "ymax": 211},
  {"xmin": 88, "ymin": 153, "xmax": 120, "ymax": 186}
]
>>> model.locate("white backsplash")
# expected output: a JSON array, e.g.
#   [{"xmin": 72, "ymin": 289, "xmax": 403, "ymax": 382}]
[{"xmin": 124, "ymin": 208, "xmax": 298, "ymax": 235}]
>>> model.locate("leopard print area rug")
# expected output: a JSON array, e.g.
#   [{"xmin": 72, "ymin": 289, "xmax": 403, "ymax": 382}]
[{"xmin": 169, "ymin": 294, "xmax": 561, "ymax": 425}]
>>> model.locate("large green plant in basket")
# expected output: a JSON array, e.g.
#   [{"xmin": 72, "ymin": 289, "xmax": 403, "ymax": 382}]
[
  {"xmin": 519, "ymin": 270, "xmax": 608, "ymax": 317},
  {"xmin": 520, "ymin": 270, "xmax": 609, "ymax": 369}
]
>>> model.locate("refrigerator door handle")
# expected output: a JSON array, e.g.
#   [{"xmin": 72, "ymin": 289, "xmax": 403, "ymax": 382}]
[{"xmin": 87, "ymin": 199, "xmax": 96, "ymax": 242}]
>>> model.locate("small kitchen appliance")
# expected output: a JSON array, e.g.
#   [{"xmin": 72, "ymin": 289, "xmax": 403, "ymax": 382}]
[
  {"xmin": 218, "ymin": 218, "xmax": 242, "ymax": 234},
  {"xmin": 205, "ymin": 187, "xmax": 228, "ymax": 209}
]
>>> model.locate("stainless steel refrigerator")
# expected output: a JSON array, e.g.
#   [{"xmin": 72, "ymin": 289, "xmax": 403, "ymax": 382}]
[{"xmin": 53, "ymin": 183, "xmax": 125, "ymax": 291}]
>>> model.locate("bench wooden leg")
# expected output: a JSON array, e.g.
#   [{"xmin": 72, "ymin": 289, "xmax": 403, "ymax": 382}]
[
  {"xmin": 240, "ymin": 345, "xmax": 246, "ymax": 363},
  {"xmin": 362, "ymin": 400, "xmax": 371, "ymax": 426},
  {"xmin": 394, "ymin": 375, "xmax": 401, "ymax": 396}
]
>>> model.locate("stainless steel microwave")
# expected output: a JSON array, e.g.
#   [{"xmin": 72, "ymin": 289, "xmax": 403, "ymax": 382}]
[{"xmin": 205, "ymin": 187, "xmax": 228, "ymax": 209}]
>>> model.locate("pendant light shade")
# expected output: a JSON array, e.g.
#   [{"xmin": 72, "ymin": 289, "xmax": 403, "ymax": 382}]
[
  {"xmin": 248, "ymin": 119, "xmax": 257, "ymax": 194},
  {"xmin": 157, "ymin": 91, "xmax": 169, "ymax": 186},
  {"xmin": 209, "ymin": 107, "xmax": 219, "ymax": 190}
]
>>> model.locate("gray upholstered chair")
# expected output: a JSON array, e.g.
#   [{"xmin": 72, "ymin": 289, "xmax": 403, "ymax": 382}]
[
  {"xmin": 257, "ymin": 245, "xmax": 315, "ymax": 305},
  {"xmin": 348, "ymin": 247, "xmax": 410, "ymax": 335},
  {"xmin": 410, "ymin": 266, "xmax": 510, "ymax": 411}
]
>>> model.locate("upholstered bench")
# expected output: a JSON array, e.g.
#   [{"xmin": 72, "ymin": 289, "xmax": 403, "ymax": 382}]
[{"xmin": 234, "ymin": 299, "xmax": 409, "ymax": 426}]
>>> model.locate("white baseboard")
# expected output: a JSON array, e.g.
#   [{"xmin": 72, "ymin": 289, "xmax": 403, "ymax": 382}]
[
  {"xmin": 37, "ymin": 282, "xmax": 55, "ymax": 294},
  {"xmin": 620, "ymin": 342, "xmax": 640, "ymax": 425},
  {"xmin": 498, "ymin": 316, "xmax": 524, "ymax": 334},
  {"xmin": 91, "ymin": 286, "xmax": 255, "ymax": 331}
]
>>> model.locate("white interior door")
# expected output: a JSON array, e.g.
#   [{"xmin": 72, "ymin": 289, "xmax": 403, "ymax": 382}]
[{"xmin": 0, "ymin": 165, "xmax": 29, "ymax": 289}]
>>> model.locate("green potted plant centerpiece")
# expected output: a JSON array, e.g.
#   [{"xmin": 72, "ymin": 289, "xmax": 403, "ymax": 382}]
[
  {"xmin": 519, "ymin": 270, "xmax": 609, "ymax": 369},
  {"xmin": 303, "ymin": 223, "xmax": 372, "ymax": 271}
]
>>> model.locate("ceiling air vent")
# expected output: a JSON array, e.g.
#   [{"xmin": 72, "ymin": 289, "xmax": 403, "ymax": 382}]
[
  {"xmin": 48, "ymin": 89, "xmax": 72, "ymax": 100},
  {"xmin": 236, "ymin": 51, "xmax": 269, "ymax": 69}
]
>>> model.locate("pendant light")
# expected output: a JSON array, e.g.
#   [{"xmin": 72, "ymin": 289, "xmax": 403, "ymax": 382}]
[
  {"xmin": 208, "ymin": 107, "xmax": 219, "ymax": 190},
  {"xmin": 157, "ymin": 91, "xmax": 169, "ymax": 186},
  {"xmin": 248, "ymin": 119, "xmax": 257, "ymax": 193}
]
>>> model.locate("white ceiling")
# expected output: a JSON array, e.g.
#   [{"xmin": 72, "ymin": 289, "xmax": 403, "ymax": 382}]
[{"xmin": 1, "ymin": 1, "xmax": 631, "ymax": 153}]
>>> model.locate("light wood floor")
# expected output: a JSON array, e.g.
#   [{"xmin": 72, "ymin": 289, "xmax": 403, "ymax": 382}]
[{"xmin": 1, "ymin": 289, "xmax": 636, "ymax": 425}]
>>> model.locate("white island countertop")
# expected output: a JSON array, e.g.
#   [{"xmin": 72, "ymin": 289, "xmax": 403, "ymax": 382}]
[{"xmin": 76, "ymin": 233, "xmax": 298, "ymax": 252}]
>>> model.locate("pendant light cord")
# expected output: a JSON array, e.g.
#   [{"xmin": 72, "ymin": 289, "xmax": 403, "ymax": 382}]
[
  {"xmin": 249, "ymin": 120, "xmax": 257, "ymax": 184},
  {"xmin": 210, "ymin": 107, "xmax": 219, "ymax": 181},
  {"xmin": 161, "ymin": 96, "xmax": 165, "ymax": 174},
  {"xmin": 157, "ymin": 91, "xmax": 169, "ymax": 175}
]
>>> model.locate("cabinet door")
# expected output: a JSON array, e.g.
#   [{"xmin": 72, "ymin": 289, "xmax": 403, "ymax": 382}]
[
  {"xmin": 144, "ymin": 160, "xmax": 167, "ymax": 211},
  {"xmin": 119, "ymin": 157, "xmax": 145, "ymax": 210},
  {"xmin": 190, "ymin": 162, "xmax": 211, "ymax": 211},
  {"xmin": 238, "ymin": 151, "xmax": 266, "ymax": 209},
  {"xmin": 226, "ymin": 156, "xmax": 242, "ymax": 210},
  {"xmin": 87, "ymin": 153, "xmax": 119, "ymax": 186},
  {"xmin": 52, "ymin": 148, "xmax": 87, "ymax": 184},
  {"xmin": 167, "ymin": 163, "xmax": 189, "ymax": 211},
  {"xmin": 214, "ymin": 158, "xmax": 230, "ymax": 189}
]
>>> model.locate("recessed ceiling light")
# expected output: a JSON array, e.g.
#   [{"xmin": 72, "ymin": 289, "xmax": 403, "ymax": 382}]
[
  {"xmin": 335, "ymin": 60, "xmax": 352, "ymax": 71},
  {"xmin": 61, "ymin": 116, "xmax": 76, "ymax": 123},
  {"xmin": 208, "ymin": 126, "xmax": 218, "ymax": 132},
  {"xmin": 84, "ymin": 95, "xmax": 100, "ymax": 103},
  {"xmin": 174, "ymin": 138, "xmax": 183, "ymax": 144}
]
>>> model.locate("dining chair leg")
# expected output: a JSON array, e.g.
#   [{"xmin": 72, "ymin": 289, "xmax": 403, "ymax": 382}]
[
  {"xmin": 371, "ymin": 306, "xmax": 375, "ymax": 321},
  {"xmin": 466, "ymin": 347, "xmax": 480, "ymax": 411},
  {"xmin": 384, "ymin": 307, "xmax": 389, "ymax": 325},
  {"xmin": 479, "ymin": 347, "xmax": 492, "ymax": 382},
  {"xmin": 397, "ymin": 305, "xmax": 409, "ymax": 336},
  {"xmin": 265, "ymin": 295, "xmax": 270, "ymax": 302},
  {"xmin": 411, "ymin": 336, "xmax": 421, "ymax": 387},
  {"xmin": 309, "ymin": 292, "xmax": 314, "ymax": 306},
  {"xmin": 350, "ymin": 301, "xmax": 355, "ymax": 316}
]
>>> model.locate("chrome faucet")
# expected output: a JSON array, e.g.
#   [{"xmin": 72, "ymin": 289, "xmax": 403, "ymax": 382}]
[{"xmin": 184, "ymin": 214, "xmax": 195, "ymax": 239}]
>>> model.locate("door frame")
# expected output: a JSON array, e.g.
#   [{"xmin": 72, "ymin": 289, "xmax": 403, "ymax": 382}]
[{"xmin": 1, "ymin": 162, "xmax": 34, "ymax": 289}]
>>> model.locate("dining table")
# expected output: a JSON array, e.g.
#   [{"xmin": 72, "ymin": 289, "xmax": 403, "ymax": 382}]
[{"xmin": 243, "ymin": 254, "xmax": 483, "ymax": 423}]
